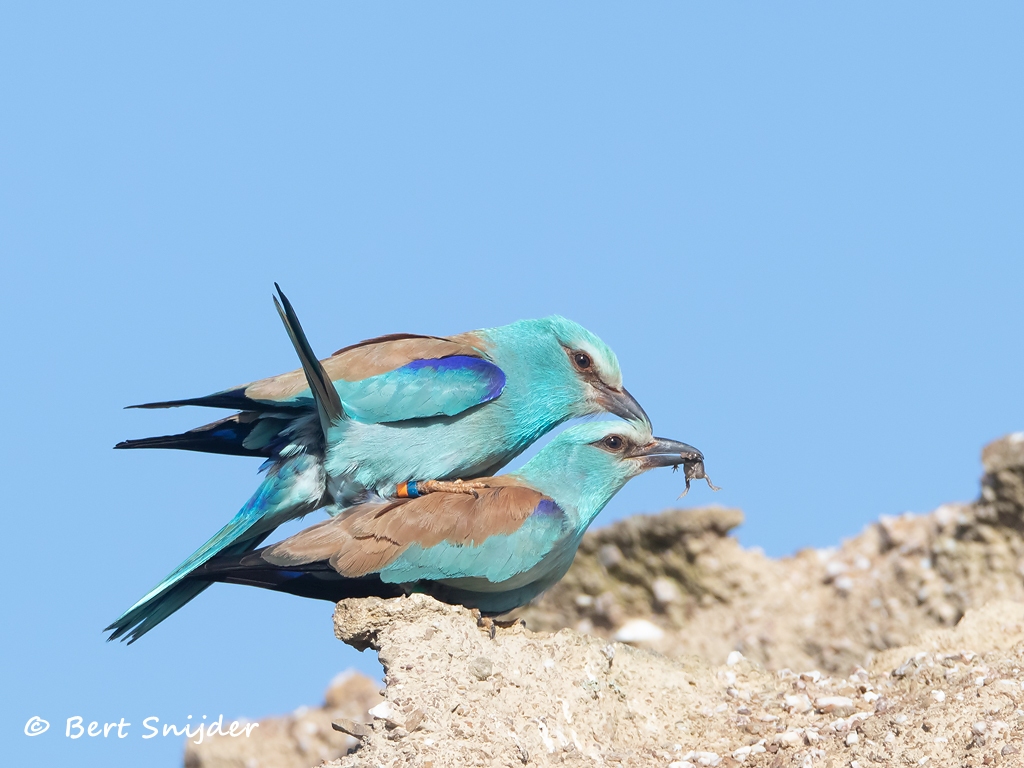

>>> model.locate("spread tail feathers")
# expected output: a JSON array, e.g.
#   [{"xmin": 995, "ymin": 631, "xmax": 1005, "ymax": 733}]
[
  {"xmin": 106, "ymin": 455, "xmax": 324, "ymax": 643},
  {"xmin": 105, "ymin": 537, "xmax": 268, "ymax": 644}
]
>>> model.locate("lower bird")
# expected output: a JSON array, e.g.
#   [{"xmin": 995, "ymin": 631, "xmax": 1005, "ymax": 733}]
[{"xmin": 188, "ymin": 420, "xmax": 703, "ymax": 617}]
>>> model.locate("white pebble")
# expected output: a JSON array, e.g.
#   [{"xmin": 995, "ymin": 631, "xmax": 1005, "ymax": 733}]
[
  {"xmin": 776, "ymin": 730, "xmax": 802, "ymax": 747},
  {"xmin": 846, "ymin": 731, "xmax": 860, "ymax": 746},
  {"xmin": 972, "ymin": 722, "xmax": 987, "ymax": 735},
  {"xmin": 652, "ymin": 577, "xmax": 682, "ymax": 606},
  {"xmin": 612, "ymin": 619, "xmax": 664, "ymax": 643},
  {"xmin": 597, "ymin": 544, "xmax": 623, "ymax": 567},
  {"xmin": 367, "ymin": 701, "xmax": 401, "ymax": 725},
  {"xmin": 834, "ymin": 575, "xmax": 854, "ymax": 592},
  {"xmin": 931, "ymin": 690, "xmax": 946, "ymax": 703},
  {"xmin": 814, "ymin": 695, "xmax": 854, "ymax": 713},
  {"xmin": 825, "ymin": 560, "xmax": 847, "ymax": 577},
  {"xmin": 726, "ymin": 650, "xmax": 744, "ymax": 666},
  {"xmin": 785, "ymin": 694, "xmax": 813, "ymax": 713}
]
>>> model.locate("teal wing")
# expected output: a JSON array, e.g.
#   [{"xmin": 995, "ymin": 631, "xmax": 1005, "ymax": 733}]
[
  {"xmin": 377, "ymin": 498, "xmax": 568, "ymax": 584},
  {"xmin": 262, "ymin": 487, "xmax": 571, "ymax": 585},
  {"xmin": 334, "ymin": 356, "xmax": 506, "ymax": 423}
]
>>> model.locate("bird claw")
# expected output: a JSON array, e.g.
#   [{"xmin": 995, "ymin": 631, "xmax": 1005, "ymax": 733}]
[
  {"xmin": 477, "ymin": 614, "xmax": 523, "ymax": 639},
  {"xmin": 476, "ymin": 614, "xmax": 497, "ymax": 639},
  {"xmin": 417, "ymin": 479, "xmax": 491, "ymax": 497}
]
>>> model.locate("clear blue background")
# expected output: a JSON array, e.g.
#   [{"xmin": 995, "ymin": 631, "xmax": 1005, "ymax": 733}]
[{"xmin": 2, "ymin": 3, "xmax": 1021, "ymax": 765}]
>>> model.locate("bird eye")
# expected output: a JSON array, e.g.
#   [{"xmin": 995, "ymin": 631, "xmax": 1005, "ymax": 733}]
[
  {"xmin": 572, "ymin": 352, "xmax": 593, "ymax": 370},
  {"xmin": 603, "ymin": 435, "xmax": 624, "ymax": 451}
]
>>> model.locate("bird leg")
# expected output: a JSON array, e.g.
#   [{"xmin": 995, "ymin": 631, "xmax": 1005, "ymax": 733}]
[{"xmin": 396, "ymin": 479, "xmax": 491, "ymax": 499}]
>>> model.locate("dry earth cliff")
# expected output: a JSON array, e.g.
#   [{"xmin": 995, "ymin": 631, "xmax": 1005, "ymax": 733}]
[{"xmin": 186, "ymin": 433, "xmax": 1024, "ymax": 768}]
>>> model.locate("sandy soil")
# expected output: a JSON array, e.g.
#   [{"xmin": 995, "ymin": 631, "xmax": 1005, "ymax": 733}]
[{"xmin": 184, "ymin": 432, "xmax": 1024, "ymax": 768}]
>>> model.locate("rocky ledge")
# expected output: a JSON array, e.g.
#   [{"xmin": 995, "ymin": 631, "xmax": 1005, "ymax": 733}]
[{"xmin": 186, "ymin": 432, "xmax": 1024, "ymax": 768}]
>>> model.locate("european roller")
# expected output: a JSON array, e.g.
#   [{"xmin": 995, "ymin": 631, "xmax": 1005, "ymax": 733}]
[
  {"xmin": 107, "ymin": 286, "xmax": 649, "ymax": 642},
  {"xmin": 188, "ymin": 421, "xmax": 704, "ymax": 619}
]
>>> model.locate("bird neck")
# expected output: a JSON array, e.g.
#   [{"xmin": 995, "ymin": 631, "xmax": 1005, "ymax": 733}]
[
  {"xmin": 512, "ymin": 449, "xmax": 632, "ymax": 533},
  {"xmin": 477, "ymin": 321, "xmax": 582, "ymax": 446}
]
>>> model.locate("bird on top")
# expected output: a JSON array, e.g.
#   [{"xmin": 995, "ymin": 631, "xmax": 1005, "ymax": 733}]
[
  {"xmin": 107, "ymin": 285, "xmax": 650, "ymax": 642},
  {"xmin": 189, "ymin": 420, "xmax": 703, "ymax": 621}
]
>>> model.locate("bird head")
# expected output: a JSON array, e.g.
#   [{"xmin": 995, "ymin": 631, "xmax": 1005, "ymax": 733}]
[
  {"xmin": 516, "ymin": 420, "xmax": 702, "ymax": 524},
  {"xmin": 525, "ymin": 316, "xmax": 650, "ymax": 427}
]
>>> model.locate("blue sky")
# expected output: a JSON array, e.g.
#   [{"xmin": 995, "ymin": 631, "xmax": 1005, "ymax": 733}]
[{"xmin": 2, "ymin": 3, "xmax": 1021, "ymax": 765}]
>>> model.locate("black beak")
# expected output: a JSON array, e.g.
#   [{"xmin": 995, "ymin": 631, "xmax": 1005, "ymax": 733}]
[
  {"xmin": 600, "ymin": 386, "xmax": 652, "ymax": 429},
  {"xmin": 628, "ymin": 436, "xmax": 703, "ymax": 470}
]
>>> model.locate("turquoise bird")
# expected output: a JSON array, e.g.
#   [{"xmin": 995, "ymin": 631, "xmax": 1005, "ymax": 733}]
[
  {"xmin": 107, "ymin": 286, "xmax": 649, "ymax": 642},
  {"xmin": 190, "ymin": 420, "xmax": 703, "ymax": 616}
]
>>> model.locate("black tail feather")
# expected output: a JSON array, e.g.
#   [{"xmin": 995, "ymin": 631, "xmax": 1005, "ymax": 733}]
[
  {"xmin": 126, "ymin": 388, "xmax": 266, "ymax": 411},
  {"xmin": 115, "ymin": 413, "xmax": 289, "ymax": 457},
  {"xmin": 191, "ymin": 551, "xmax": 406, "ymax": 603},
  {"xmin": 272, "ymin": 284, "xmax": 345, "ymax": 434}
]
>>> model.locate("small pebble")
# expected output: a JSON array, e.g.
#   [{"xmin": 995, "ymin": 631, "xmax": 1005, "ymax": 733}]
[
  {"xmin": 834, "ymin": 575, "xmax": 854, "ymax": 592},
  {"xmin": 785, "ymin": 694, "xmax": 813, "ymax": 713},
  {"xmin": 613, "ymin": 619, "xmax": 664, "ymax": 643},
  {"xmin": 775, "ymin": 731, "xmax": 802, "ymax": 748},
  {"xmin": 468, "ymin": 657, "xmax": 493, "ymax": 681},
  {"xmin": 814, "ymin": 695, "xmax": 854, "ymax": 714},
  {"xmin": 652, "ymin": 578, "xmax": 682, "ymax": 607},
  {"xmin": 597, "ymin": 544, "xmax": 623, "ymax": 568}
]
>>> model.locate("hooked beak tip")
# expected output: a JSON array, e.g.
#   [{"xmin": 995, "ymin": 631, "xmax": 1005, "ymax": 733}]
[{"xmin": 604, "ymin": 386, "xmax": 651, "ymax": 428}]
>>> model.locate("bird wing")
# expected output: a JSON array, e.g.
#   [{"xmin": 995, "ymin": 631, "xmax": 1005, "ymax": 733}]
[
  {"xmin": 260, "ymin": 483, "xmax": 570, "ymax": 584},
  {"xmin": 331, "ymin": 354, "xmax": 506, "ymax": 423},
  {"xmin": 129, "ymin": 331, "xmax": 503, "ymax": 423}
]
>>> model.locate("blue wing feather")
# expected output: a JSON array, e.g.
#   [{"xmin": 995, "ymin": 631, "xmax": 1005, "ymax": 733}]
[{"xmin": 335, "ymin": 356, "xmax": 506, "ymax": 423}]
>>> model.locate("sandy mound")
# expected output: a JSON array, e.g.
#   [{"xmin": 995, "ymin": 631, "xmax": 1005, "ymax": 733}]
[{"xmin": 185, "ymin": 433, "xmax": 1024, "ymax": 768}]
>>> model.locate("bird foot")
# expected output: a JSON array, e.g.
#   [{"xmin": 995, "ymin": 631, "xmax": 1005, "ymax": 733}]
[
  {"xmin": 399, "ymin": 479, "xmax": 491, "ymax": 498},
  {"xmin": 477, "ymin": 614, "xmax": 525, "ymax": 639}
]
